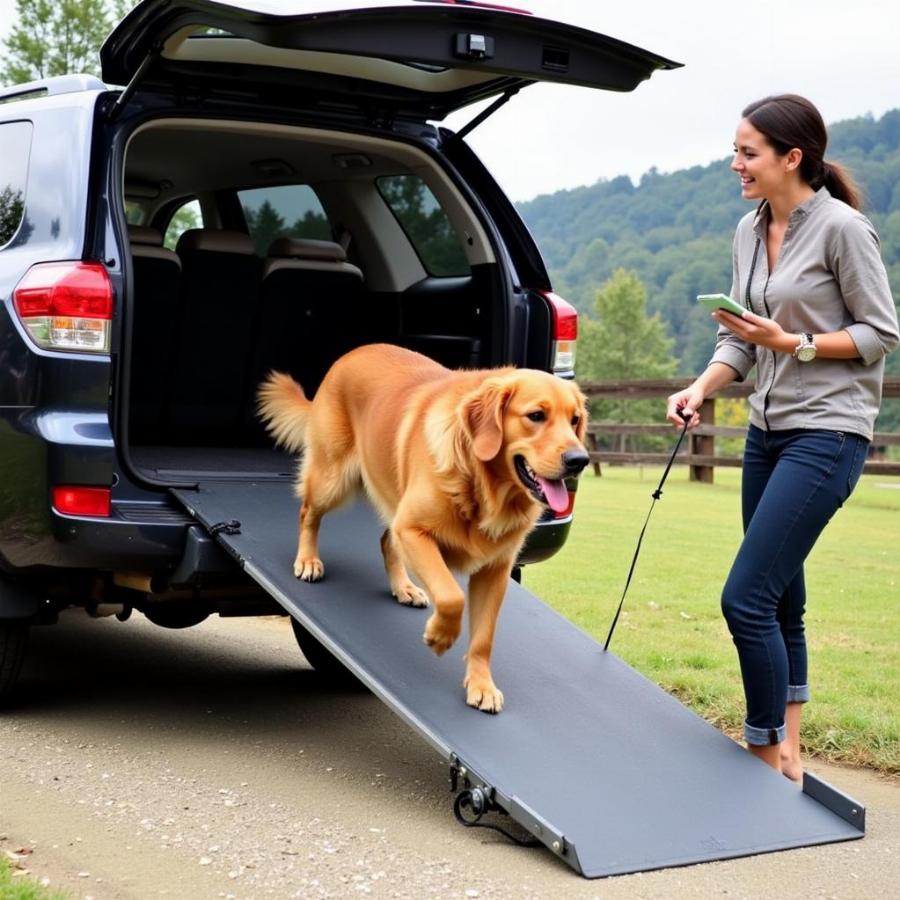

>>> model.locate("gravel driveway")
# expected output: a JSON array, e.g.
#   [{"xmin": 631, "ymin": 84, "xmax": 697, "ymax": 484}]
[{"xmin": 1, "ymin": 610, "xmax": 897, "ymax": 899}]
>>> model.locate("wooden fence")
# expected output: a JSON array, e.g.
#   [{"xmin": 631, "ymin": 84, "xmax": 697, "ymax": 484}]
[{"xmin": 580, "ymin": 377, "xmax": 900, "ymax": 481}]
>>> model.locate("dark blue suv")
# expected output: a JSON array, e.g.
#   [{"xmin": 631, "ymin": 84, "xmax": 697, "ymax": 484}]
[{"xmin": 0, "ymin": 0, "xmax": 676, "ymax": 700}]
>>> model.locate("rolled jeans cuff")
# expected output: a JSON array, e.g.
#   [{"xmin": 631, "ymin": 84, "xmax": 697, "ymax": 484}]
[
  {"xmin": 787, "ymin": 684, "xmax": 810, "ymax": 704},
  {"xmin": 744, "ymin": 721, "xmax": 785, "ymax": 746}
]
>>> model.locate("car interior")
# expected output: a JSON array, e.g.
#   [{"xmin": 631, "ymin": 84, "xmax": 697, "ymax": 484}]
[{"xmin": 121, "ymin": 118, "xmax": 506, "ymax": 481}]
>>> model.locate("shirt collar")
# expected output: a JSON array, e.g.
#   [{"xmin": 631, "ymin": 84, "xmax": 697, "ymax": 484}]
[{"xmin": 752, "ymin": 187, "xmax": 830, "ymax": 238}]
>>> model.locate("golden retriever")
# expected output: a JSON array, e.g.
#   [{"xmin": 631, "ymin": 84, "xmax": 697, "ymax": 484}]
[{"xmin": 257, "ymin": 343, "xmax": 589, "ymax": 713}]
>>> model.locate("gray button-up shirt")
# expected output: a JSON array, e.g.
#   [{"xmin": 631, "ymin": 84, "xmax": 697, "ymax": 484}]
[{"xmin": 710, "ymin": 188, "xmax": 899, "ymax": 439}]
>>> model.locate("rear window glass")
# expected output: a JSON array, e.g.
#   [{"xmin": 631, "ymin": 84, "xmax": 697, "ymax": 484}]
[
  {"xmin": 163, "ymin": 199, "xmax": 203, "ymax": 250},
  {"xmin": 377, "ymin": 175, "xmax": 470, "ymax": 277},
  {"xmin": 0, "ymin": 121, "xmax": 33, "ymax": 248},
  {"xmin": 238, "ymin": 185, "xmax": 330, "ymax": 255}
]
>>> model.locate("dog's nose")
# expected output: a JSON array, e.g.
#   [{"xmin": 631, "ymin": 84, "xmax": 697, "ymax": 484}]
[{"xmin": 561, "ymin": 449, "xmax": 590, "ymax": 475}]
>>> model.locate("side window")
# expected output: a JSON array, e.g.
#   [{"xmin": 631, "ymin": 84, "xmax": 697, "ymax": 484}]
[
  {"xmin": 238, "ymin": 185, "xmax": 330, "ymax": 256},
  {"xmin": 376, "ymin": 175, "xmax": 470, "ymax": 277},
  {"xmin": 163, "ymin": 199, "xmax": 202, "ymax": 250},
  {"xmin": 124, "ymin": 201, "xmax": 146, "ymax": 225},
  {"xmin": 0, "ymin": 121, "xmax": 33, "ymax": 249}
]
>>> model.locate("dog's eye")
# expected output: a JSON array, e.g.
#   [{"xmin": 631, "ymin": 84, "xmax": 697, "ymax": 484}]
[
  {"xmin": 571, "ymin": 415, "xmax": 581, "ymax": 428},
  {"xmin": 526, "ymin": 410, "xmax": 546, "ymax": 423}
]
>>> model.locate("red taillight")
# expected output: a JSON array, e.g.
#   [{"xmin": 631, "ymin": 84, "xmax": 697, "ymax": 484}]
[
  {"xmin": 52, "ymin": 486, "xmax": 111, "ymax": 518},
  {"xmin": 538, "ymin": 291, "xmax": 578, "ymax": 376},
  {"xmin": 555, "ymin": 490, "xmax": 576, "ymax": 519},
  {"xmin": 13, "ymin": 262, "xmax": 113, "ymax": 353}
]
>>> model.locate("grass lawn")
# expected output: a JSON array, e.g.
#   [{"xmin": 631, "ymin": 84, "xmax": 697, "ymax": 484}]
[
  {"xmin": 523, "ymin": 465, "xmax": 900, "ymax": 774},
  {"xmin": 0, "ymin": 856, "xmax": 68, "ymax": 900}
]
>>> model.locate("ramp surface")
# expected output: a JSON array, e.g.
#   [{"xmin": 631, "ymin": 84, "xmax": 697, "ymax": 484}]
[{"xmin": 173, "ymin": 481, "xmax": 864, "ymax": 878}]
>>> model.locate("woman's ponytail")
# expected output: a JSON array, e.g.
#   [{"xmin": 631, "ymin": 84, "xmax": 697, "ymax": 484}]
[{"xmin": 820, "ymin": 160, "xmax": 862, "ymax": 211}]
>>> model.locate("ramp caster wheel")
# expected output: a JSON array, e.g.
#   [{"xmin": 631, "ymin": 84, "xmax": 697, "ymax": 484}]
[{"xmin": 290, "ymin": 618, "xmax": 365, "ymax": 689}]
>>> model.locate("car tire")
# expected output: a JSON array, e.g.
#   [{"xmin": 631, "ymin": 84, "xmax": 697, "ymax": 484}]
[
  {"xmin": 0, "ymin": 619, "xmax": 30, "ymax": 706},
  {"xmin": 142, "ymin": 604, "xmax": 210, "ymax": 629},
  {"xmin": 289, "ymin": 618, "xmax": 365, "ymax": 689}
]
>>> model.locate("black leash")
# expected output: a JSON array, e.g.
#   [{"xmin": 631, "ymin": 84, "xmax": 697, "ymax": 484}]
[{"xmin": 603, "ymin": 414, "xmax": 691, "ymax": 652}]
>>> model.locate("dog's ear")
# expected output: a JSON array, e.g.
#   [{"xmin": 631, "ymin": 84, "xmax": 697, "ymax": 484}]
[{"xmin": 463, "ymin": 377, "xmax": 514, "ymax": 461}]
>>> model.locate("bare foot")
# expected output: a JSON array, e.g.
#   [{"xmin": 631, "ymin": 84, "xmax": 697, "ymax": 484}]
[
  {"xmin": 747, "ymin": 742, "xmax": 782, "ymax": 772},
  {"xmin": 781, "ymin": 756, "xmax": 803, "ymax": 782}
]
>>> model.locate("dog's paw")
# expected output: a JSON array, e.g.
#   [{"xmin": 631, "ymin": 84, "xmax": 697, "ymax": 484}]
[
  {"xmin": 465, "ymin": 676, "xmax": 504, "ymax": 714},
  {"xmin": 392, "ymin": 581, "xmax": 430, "ymax": 608},
  {"xmin": 293, "ymin": 557, "xmax": 324, "ymax": 582},
  {"xmin": 422, "ymin": 613, "xmax": 460, "ymax": 656}
]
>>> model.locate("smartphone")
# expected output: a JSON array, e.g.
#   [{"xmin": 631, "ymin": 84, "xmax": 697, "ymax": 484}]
[{"xmin": 697, "ymin": 293, "xmax": 747, "ymax": 317}]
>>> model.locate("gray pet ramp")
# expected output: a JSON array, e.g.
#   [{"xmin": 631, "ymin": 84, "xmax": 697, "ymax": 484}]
[{"xmin": 172, "ymin": 480, "xmax": 864, "ymax": 878}]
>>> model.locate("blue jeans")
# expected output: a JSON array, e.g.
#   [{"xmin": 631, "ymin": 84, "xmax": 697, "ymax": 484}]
[{"xmin": 721, "ymin": 426, "xmax": 868, "ymax": 746}]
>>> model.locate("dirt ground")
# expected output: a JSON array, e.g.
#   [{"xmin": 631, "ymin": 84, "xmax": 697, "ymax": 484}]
[{"xmin": 1, "ymin": 611, "xmax": 897, "ymax": 899}]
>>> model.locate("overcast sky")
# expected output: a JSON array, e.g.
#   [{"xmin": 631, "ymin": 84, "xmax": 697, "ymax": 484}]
[{"xmin": 1, "ymin": 0, "xmax": 897, "ymax": 201}]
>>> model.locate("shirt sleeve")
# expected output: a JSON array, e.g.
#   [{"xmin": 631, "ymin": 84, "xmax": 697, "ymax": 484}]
[
  {"xmin": 832, "ymin": 215, "xmax": 900, "ymax": 366},
  {"xmin": 709, "ymin": 224, "xmax": 757, "ymax": 380}
]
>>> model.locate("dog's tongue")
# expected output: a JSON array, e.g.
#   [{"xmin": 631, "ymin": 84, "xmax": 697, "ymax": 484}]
[{"xmin": 536, "ymin": 476, "xmax": 569, "ymax": 513}]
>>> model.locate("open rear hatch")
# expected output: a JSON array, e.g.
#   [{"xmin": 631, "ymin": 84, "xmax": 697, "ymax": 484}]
[{"xmin": 101, "ymin": 0, "xmax": 681, "ymax": 119}]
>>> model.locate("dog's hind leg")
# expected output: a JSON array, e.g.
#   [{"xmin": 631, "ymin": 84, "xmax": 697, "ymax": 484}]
[
  {"xmin": 463, "ymin": 559, "xmax": 513, "ymax": 713},
  {"xmin": 380, "ymin": 529, "xmax": 430, "ymax": 608},
  {"xmin": 294, "ymin": 445, "xmax": 358, "ymax": 582}
]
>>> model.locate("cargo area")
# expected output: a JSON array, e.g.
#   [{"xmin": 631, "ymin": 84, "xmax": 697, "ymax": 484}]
[{"xmin": 121, "ymin": 119, "xmax": 527, "ymax": 481}]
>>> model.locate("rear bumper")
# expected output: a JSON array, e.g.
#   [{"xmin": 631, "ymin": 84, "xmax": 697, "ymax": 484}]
[{"xmin": 518, "ymin": 515, "xmax": 572, "ymax": 565}]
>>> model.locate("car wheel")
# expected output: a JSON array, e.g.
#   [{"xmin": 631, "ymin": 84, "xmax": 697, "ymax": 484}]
[
  {"xmin": 142, "ymin": 603, "xmax": 210, "ymax": 629},
  {"xmin": 0, "ymin": 619, "xmax": 30, "ymax": 706},
  {"xmin": 290, "ymin": 618, "xmax": 365, "ymax": 689}
]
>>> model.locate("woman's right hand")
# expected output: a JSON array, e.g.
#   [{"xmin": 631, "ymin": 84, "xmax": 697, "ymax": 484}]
[{"xmin": 666, "ymin": 385, "xmax": 705, "ymax": 429}]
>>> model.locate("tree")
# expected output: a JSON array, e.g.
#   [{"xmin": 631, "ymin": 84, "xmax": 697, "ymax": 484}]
[
  {"xmin": 578, "ymin": 269, "xmax": 678, "ymax": 451},
  {"xmin": 0, "ymin": 0, "xmax": 135, "ymax": 86},
  {"xmin": 246, "ymin": 200, "xmax": 287, "ymax": 256},
  {"xmin": 0, "ymin": 186, "xmax": 25, "ymax": 245}
]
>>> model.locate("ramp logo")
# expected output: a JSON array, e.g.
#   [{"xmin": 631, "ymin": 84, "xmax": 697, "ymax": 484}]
[{"xmin": 700, "ymin": 836, "xmax": 728, "ymax": 851}]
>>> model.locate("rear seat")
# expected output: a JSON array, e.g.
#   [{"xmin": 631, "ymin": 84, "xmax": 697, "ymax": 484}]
[
  {"xmin": 127, "ymin": 225, "xmax": 181, "ymax": 441},
  {"xmin": 248, "ymin": 237, "xmax": 365, "ymax": 406},
  {"xmin": 169, "ymin": 228, "xmax": 262, "ymax": 439}
]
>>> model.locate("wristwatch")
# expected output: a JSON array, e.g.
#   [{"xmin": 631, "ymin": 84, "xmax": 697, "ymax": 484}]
[{"xmin": 793, "ymin": 332, "xmax": 817, "ymax": 362}]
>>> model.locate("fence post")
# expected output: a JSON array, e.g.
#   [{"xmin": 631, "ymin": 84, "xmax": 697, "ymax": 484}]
[
  {"xmin": 587, "ymin": 431, "xmax": 602, "ymax": 476},
  {"xmin": 689, "ymin": 398, "xmax": 716, "ymax": 483}
]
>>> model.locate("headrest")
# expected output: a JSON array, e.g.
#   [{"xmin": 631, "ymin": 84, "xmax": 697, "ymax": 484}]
[
  {"xmin": 176, "ymin": 228, "xmax": 256, "ymax": 256},
  {"xmin": 127, "ymin": 225, "xmax": 164, "ymax": 245},
  {"xmin": 267, "ymin": 237, "xmax": 346, "ymax": 263}
]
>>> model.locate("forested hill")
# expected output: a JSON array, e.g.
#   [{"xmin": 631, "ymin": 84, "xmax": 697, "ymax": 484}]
[{"xmin": 516, "ymin": 109, "xmax": 900, "ymax": 375}]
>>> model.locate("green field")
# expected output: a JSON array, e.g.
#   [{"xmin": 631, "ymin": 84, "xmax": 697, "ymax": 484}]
[
  {"xmin": 524, "ymin": 466, "xmax": 900, "ymax": 774},
  {"xmin": 0, "ymin": 857, "xmax": 67, "ymax": 900}
]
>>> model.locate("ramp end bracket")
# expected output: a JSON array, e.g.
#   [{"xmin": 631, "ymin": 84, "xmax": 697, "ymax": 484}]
[
  {"xmin": 448, "ymin": 754, "xmax": 572, "ymax": 862},
  {"xmin": 803, "ymin": 772, "xmax": 866, "ymax": 832}
]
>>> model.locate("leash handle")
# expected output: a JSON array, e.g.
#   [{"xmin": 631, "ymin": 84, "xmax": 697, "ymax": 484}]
[{"xmin": 603, "ymin": 415, "xmax": 690, "ymax": 652}]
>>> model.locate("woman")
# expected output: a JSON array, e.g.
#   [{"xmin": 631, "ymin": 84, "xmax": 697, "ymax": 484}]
[{"xmin": 666, "ymin": 94, "xmax": 899, "ymax": 779}]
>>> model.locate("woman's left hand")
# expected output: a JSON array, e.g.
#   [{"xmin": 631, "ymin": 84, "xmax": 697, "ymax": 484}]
[{"xmin": 712, "ymin": 309, "xmax": 793, "ymax": 354}]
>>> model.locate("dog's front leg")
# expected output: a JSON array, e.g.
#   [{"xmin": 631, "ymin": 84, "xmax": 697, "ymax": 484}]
[
  {"xmin": 464, "ymin": 559, "xmax": 513, "ymax": 713},
  {"xmin": 392, "ymin": 520, "xmax": 463, "ymax": 656}
]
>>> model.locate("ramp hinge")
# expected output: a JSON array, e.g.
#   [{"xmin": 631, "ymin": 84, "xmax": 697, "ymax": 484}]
[
  {"xmin": 210, "ymin": 519, "xmax": 242, "ymax": 536},
  {"xmin": 448, "ymin": 755, "xmax": 542, "ymax": 849}
]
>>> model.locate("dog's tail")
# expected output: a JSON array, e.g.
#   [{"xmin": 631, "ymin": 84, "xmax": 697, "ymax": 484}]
[{"xmin": 257, "ymin": 371, "xmax": 311, "ymax": 454}]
